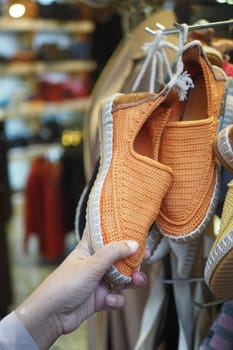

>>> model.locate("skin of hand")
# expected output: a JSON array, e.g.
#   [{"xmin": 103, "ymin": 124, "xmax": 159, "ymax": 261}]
[{"xmin": 15, "ymin": 228, "xmax": 148, "ymax": 349}]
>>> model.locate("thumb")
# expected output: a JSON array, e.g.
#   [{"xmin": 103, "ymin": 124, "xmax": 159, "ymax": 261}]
[{"xmin": 92, "ymin": 240, "xmax": 138, "ymax": 272}]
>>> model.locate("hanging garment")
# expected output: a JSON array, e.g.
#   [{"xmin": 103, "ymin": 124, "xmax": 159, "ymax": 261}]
[
  {"xmin": 24, "ymin": 157, "xmax": 65, "ymax": 262},
  {"xmin": 0, "ymin": 121, "xmax": 12, "ymax": 316},
  {"xmin": 24, "ymin": 157, "xmax": 47, "ymax": 255},
  {"xmin": 42, "ymin": 160, "xmax": 65, "ymax": 261},
  {"xmin": 60, "ymin": 144, "xmax": 86, "ymax": 234}
]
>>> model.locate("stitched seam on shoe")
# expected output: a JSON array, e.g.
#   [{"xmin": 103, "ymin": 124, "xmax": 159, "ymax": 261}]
[{"xmin": 112, "ymin": 94, "xmax": 164, "ymax": 112}]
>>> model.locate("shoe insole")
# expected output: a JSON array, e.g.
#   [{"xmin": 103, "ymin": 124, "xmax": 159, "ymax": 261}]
[
  {"xmin": 134, "ymin": 72, "xmax": 207, "ymax": 157},
  {"xmin": 134, "ymin": 108, "xmax": 171, "ymax": 159},
  {"xmin": 134, "ymin": 116, "xmax": 159, "ymax": 159}
]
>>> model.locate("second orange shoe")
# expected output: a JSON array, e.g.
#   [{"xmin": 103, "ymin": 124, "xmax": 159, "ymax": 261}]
[{"xmin": 156, "ymin": 40, "xmax": 227, "ymax": 242}]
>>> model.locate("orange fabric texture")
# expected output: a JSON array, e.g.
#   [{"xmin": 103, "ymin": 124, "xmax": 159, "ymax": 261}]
[
  {"xmin": 99, "ymin": 93, "xmax": 174, "ymax": 278},
  {"xmin": 156, "ymin": 43, "xmax": 226, "ymax": 240}
]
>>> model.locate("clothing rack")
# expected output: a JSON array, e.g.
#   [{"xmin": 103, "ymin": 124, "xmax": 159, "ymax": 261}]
[{"xmin": 146, "ymin": 18, "xmax": 233, "ymax": 36}]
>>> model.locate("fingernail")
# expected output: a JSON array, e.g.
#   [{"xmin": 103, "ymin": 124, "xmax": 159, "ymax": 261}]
[
  {"xmin": 107, "ymin": 294, "xmax": 116, "ymax": 306},
  {"xmin": 125, "ymin": 240, "xmax": 139, "ymax": 252},
  {"xmin": 138, "ymin": 274, "xmax": 145, "ymax": 284}
]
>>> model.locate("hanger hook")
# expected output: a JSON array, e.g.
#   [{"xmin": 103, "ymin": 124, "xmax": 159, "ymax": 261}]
[{"xmin": 175, "ymin": 22, "xmax": 189, "ymax": 47}]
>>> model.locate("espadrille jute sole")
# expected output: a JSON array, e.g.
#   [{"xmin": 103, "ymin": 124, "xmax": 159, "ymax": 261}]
[{"xmin": 205, "ymin": 230, "xmax": 233, "ymax": 298}]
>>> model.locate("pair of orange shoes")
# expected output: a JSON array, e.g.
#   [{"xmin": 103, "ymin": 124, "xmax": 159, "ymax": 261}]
[{"xmin": 86, "ymin": 40, "xmax": 227, "ymax": 286}]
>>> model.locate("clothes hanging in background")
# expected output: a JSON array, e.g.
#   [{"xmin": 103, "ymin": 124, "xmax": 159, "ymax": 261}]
[
  {"xmin": 24, "ymin": 142, "xmax": 86, "ymax": 261},
  {"xmin": 0, "ymin": 121, "xmax": 13, "ymax": 317},
  {"xmin": 24, "ymin": 157, "xmax": 65, "ymax": 262},
  {"xmin": 60, "ymin": 143, "xmax": 86, "ymax": 234}
]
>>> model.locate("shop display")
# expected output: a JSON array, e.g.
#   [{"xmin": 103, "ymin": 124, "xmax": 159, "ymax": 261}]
[
  {"xmin": 1, "ymin": 1, "xmax": 233, "ymax": 349},
  {"xmin": 0, "ymin": 5, "xmax": 95, "ymax": 119}
]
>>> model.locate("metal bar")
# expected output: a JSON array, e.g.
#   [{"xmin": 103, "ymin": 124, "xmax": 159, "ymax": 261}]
[{"xmin": 146, "ymin": 18, "xmax": 233, "ymax": 36}]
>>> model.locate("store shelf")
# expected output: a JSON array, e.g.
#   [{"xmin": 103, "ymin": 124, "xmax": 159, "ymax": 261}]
[
  {"xmin": 8, "ymin": 142, "xmax": 63, "ymax": 161},
  {"xmin": 0, "ymin": 15, "xmax": 95, "ymax": 121},
  {"xmin": 0, "ymin": 97, "xmax": 90, "ymax": 119},
  {"xmin": 0, "ymin": 59, "xmax": 97, "ymax": 76},
  {"xmin": 0, "ymin": 18, "xmax": 95, "ymax": 33}
]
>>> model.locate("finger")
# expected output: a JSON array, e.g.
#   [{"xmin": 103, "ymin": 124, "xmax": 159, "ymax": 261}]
[
  {"xmin": 143, "ymin": 247, "xmax": 151, "ymax": 261},
  {"xmin": 109, "ymin": 271, "xmax": 147, "ymax": 292},
  {"xmin": 93, "ymin": 240, "xmax": 139, "ymax": 271},
  {"xmin": 131, "ymin": 271, "xmax": 147, "ymax": 287},
  {"xmin": 105, "ymin": 293, "xmax": 125, "ymax": 309},
  {"xmin": 121, "ymin": 271, "xmax": 147, "ymax": 290}
]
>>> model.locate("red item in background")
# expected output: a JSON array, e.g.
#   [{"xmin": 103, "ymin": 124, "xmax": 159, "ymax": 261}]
[
  {"xmin": 38, "ymin": 80, "xmax": 64, "ymax": 102},
  {"xmin": 63, "ymin": 77, "xmax": 90, "ymax": 98},
  {"xmin": 24, "ymin": 157, "xmax": 47, "ymax": 254},
  {"xmin": 223, "ymin": 60, "xmax": 233, "ymax": 77},
  {"xmin": 43, "ymin": 160, "xmax": 65, "ymax": 261},
  {"xmin": 24, "ymin": 157, "xmax": 65, "ymax": 262},
  {"xmin": 37, "ymin": 74, "xmax": 90, "ymax": 101}
]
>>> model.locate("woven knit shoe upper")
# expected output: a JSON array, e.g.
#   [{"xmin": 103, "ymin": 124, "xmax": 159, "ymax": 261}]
[
  {"xmin": 205, "ymin": 180, "xmax": 233, "ymax": 297},
  {"xmin": 87, "ymin": 91, "xmax": 174, "ymax": 285},
  {"xmin": 156, "ymin": 41, "xmax": 227, "ymax": 242}
]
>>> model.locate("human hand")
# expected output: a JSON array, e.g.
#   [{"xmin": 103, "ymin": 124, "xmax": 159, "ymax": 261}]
[{"xmin": 15, "ymin": 227, "xmax": 148, "ymax": 349}]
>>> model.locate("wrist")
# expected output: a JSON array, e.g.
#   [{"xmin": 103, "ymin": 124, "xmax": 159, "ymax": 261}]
[{"xmin": 15, "ymin": 291, "xmax": 61, "ymax": 349}]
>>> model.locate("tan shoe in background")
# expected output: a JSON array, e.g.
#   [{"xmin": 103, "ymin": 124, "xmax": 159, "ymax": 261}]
[{"xmin": 205, "ymin": 180, "xmax": 233, "ymax": 298}]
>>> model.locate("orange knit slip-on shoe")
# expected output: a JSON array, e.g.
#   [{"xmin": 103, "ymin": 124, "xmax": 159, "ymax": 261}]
[
  {"xmin": 86, "ymin": 90, "xmax": 178, "ymax": 285},
  {"xmin": 215, "ymin": 124, "xmax": 233, "ymax": 174},
  {"xmin": 204, "ymin": 180, "xmax": 233, "ymax": 298},
  {"xmin": 156, "ymin": 40, "xmax": 227, "ymax": 243}
]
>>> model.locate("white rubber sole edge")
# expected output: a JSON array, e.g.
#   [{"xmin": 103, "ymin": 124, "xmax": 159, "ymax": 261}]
[
  {"xmin": 204, "ymin": 230, "xmax": 233, "ymax": 287},
  {"xmin": 86, "ymin": 94, "xmax": 132, "ymax": 285}
]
